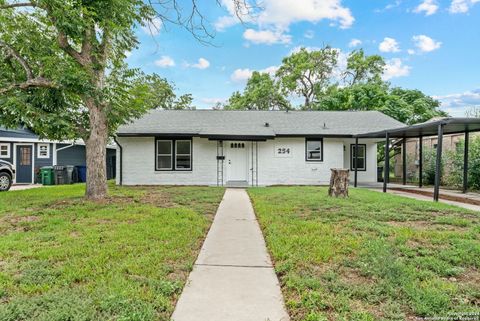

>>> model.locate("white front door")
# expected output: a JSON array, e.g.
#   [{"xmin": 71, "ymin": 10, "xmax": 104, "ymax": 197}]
[{"xmin": 226, "ymin": 142, "xmax": 248, "ymax": 182}]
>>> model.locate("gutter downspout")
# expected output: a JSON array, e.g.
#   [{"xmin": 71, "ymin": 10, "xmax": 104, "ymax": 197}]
[{"xmin": 113, "ymin": 137, "xmax": 122, "ymax": 185}]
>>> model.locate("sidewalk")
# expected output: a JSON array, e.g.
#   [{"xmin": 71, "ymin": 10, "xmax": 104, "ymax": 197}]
[{"xmin": 172, "ymin": 188, "xmax": 289, "ymax": 321}]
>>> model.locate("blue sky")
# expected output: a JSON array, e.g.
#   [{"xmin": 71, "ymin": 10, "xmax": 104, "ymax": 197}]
[{"xmin": 127, "ymin": 0, "xmax": 480, "ymax": 116}]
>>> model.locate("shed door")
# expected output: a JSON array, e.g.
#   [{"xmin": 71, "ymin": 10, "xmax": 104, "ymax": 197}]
[
  {"xmin": 16, "ymin": 145, "xmax": 33, "ymax": 184},
  {"xmin": 226, "ymin": 142, "xmax": 248, "ymax": 182}
]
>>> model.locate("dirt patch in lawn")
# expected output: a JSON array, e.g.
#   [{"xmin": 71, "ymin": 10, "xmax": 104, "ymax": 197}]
[
  {"xmin": 385, "ymin": 220, "xmax": 470, "ymax": 232},
  {"xmin": 141, "ymin": 194, "xmax": 177, "ymax": 208}
]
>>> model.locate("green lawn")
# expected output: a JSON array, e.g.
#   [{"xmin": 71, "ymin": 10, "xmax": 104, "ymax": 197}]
[
  {"xmin": 248, "ymin": 187, "xmax": 480, "ymax": 321},
  {"xmin": 0, "ymin": 183, "xmax": 224, "ymax": 321}
]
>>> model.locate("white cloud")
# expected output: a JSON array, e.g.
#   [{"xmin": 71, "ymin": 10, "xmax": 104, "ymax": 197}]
[
  {"xmin": 434, "ymin": 88, "xmax": 480, "ymax": 109},
  {"xmin": 379, "ymin": 37, "xmax": 401, "ymax": 53},
  {"xmin": 230, "ymin": 65, "xmax": 279, "ymax": 82},
  {"xmin": 412, "ymin": 35, "xmax": 442, "ymax": 52},
  {"xmin": 216, "ymin": 0, "xmax": 354, "ymax": 44},
  {"xmin": 304, "ymin": 30, "xmax": 315, "ymax": 39},
  {"xmin": 186, "ymin": 58, "xmax": 210, "ymax": 69},
  {"xmin": 375, "ymin": 0, "xmax": 402, "ymax": 12},
  {"xmin": 201, "ymin": 97, "xmax": 227, "ymax": 104},
  {"xmin": 407, "ymin": 49, "xmax": 416, "ymax": 55},
  {"xmin": 142, "ymin": 17, "xmax": 162, "ymax": 36},
  {"xmin": 231, "ymin": 69, "xmax": 253, "ymax": 82},
  {"xmin": 154, "ymin": 56, "xmax": 175, "ymax": 68},
  {"xmin": 243, "ymin": 28, "xmax": 292, "ymax": 45},
  {"xmin": 449, "ymin": 0, "xmax": 480, "ymax": 13},
  {"xmin": 382, "ymin": 58, "xmax": 411, "ymax": 80},
  {"xmin": 414, "ymin": 0, "xmax": 439, "ymax": 15},
  {"xmin": 215, "ymin": 15, "xmax": 239, "ymax": 31},
  {"xmin": 348, "ymin": 38, "xmax": 362, "ymax": 48}
]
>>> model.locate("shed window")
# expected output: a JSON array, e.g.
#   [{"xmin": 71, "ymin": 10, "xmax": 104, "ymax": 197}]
[
  {"xmin": 305, "ymin": 139, "xmax": 323, "ymax": 161},
  {"xmin": 155, "ymin": 139, "xmax": 192, "ymax": 171},
  {"xmin": 351, "ymin": 144, "xmax": 366, "ymax": 171},
  {"xmin": 0, "ymin": 144, "xmax": 10, "ymax": 158},
  {"xmin": 37, "ymin": 143, "xmax": 50, "ymax": 158}
]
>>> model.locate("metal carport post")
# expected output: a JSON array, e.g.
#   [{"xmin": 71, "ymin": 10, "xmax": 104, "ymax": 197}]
[
  {"xmin": 433, "ymin": 124, "xmax": 444, "ymax": 202},
  {"xmin": 463, "ymin": 131, "xmax": 469, "ymax": 193}
]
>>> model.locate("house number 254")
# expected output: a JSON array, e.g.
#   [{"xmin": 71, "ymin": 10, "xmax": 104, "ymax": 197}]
[{"xmin": 277, "ymin": 148, "xmax": 290, "ymax": 154}]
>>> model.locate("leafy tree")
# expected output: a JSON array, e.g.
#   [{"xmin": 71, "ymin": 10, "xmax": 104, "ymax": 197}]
[
  {"xmin": 0, "ymin": 0, "xmax": 243, "ymax": 199},
  {"xmin": 343, "ymin": 49, "xmax": 385, "ymax": 85},
  {"xmin": 316, "ymin": 83, "xmax": 446, "ymax": 125},
  {"xmin": 276, "ymin": 46, "xmax": 338, "ymax": 108},
  {"xmin": 465, "ymin": 106, "xmax": 480, "ymax": 118},
  {"xmin": 224, "ymin": 72, "xmax": 290, "ymax": 110}
]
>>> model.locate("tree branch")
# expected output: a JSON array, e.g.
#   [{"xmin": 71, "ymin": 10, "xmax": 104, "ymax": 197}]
[
  {"xmin": 0, "ymin": 40, "xmax": 34, "ymax": 80},
  {"xmin": 57, "ymin": 32, "xmax": 85, "ymax": 65},
  {"xmin": 0, "ymin": 77, "xmax": 57, "ymax": 94},
  {"xmin": 0, "ymin": 1, "xmax": 35, "ymax": 9}
]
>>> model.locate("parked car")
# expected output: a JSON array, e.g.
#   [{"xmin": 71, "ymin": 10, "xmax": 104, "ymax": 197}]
[{"xmin": 0, "ymin": 160, "xmax": 15, "ymax": 191}]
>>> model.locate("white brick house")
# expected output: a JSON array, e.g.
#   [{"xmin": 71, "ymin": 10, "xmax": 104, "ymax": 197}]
[{"xmin": 115, "ymin": 110, "xmax": 404, "ymax": 186}]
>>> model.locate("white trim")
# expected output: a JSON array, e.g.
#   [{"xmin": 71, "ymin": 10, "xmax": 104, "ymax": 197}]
[
  {"xmin": 37, "ymin": 143, "xmax": 50, "ymax": 159},
  {"xmin": 0, "ymin": 137, "xmax": 116, "ymax": 149},
  {"xmin": 13, "ymin": 143, "xmax": 35, "ymax": 184},
  {"xmin": 0, "ymin": 143, "xmax": 10, "ymax": 158},
  {"xmin": 52, "ymin": 143, "xmax": 57, "ymax": 165}
]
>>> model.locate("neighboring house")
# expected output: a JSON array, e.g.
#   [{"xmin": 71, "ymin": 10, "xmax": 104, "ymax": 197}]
[
  {"xmin": 115, "ymin": 110, "xmax": 404, "ymax": 186},
  {"xmin": 0, "ymin": 126, "xmax": 117, "ymax": 184},
  {"xmin": 394, "ymin": 132, "xmax": 479, "ymax": 179}
]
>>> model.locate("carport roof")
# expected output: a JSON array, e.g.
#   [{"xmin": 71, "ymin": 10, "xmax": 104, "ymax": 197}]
[{"xmin": 355, "ymin": 117, "xmax": 480, "ymax": 138}]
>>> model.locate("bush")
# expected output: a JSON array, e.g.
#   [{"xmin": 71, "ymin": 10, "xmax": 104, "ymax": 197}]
[
  {"xmin": 422, "ymin": 148, "xmax": 440, "ymax": 185},
  {"xmin": 443, "ymin": 136, "xmax": 480, "ymax": 190}
]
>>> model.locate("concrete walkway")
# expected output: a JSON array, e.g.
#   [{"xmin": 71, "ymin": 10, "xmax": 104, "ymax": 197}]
[{"xmin": 172, "ymin": 189, "xmax": 290, "ymax": 321}]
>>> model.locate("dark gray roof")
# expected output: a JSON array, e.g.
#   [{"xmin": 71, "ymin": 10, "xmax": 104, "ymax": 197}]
[
  {"xmin": 117, "ymin": 110, "xmax": 405, "ymax": 138},
  {"xmin": 0, "ymin": 126, "xmax": 38, "ymax": 139}
]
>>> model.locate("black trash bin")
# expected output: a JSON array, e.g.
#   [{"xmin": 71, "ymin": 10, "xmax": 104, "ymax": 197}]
[
  {"xmin": 377, "ymin": 166, "xmax": 384, "ymax": 182},
  {"xmin": 65, "ymin": 165, "xmax": 78, "ymax": 184},
  {"xmin": 54, "ymin": 165, "xmax": 67, "ymax": 185}
]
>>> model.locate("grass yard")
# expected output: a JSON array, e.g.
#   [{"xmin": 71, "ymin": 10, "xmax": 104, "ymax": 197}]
[
  {"xmin": 249, "ymin": 187, "xmax": 480, "ymax": 321},
  {"xmin": 0, "ymin": 182, "xmax": 224, "ymax": 321}
]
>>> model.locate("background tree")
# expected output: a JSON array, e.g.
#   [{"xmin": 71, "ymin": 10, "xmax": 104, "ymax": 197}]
[
  {"xmin": 224, "ymin": 72, "xmax": 290, "ymax": 110},
  {"xmin": 0, "ymin": 0, "xmax": 245, "ymax": 199},
  {"xmin": 465, "ymin": 106, "xmax": 480, "ymax": 118},
  {"xmin": 342, "ymin": 49, "xmax": 385, "ymax": 85},
  {"xmin": 276, "ymin": 46, "xmax": 338, "ymax": 109}
]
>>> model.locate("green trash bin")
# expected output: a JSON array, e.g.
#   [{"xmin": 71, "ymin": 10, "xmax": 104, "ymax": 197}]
[{"xmin": 40, "ymin": 166, "xmax": 55, "ymax": 185}]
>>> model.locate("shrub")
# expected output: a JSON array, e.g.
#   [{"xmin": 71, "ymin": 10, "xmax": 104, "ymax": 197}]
[{"xmin": 443, "ymin": 136, "xmax": 480, "ymax": 190}]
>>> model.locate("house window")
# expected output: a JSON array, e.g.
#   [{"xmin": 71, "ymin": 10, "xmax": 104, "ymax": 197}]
[
  {"xmin": 0, "ymin": 144, "xmax": 10, "ymax": 158},
  {"xmin": 156, "ymin": 140, "xmax": 173, "ymax": 170},
  {"xmin": 37, "ymin": 143, "xmax": 50, "ymax": 158},
  {"xmin": 351, "ymin": 144, "xmax": 366, "ymax": 171},
  {"xmin": 305, "ymin": 139, "xmax": 323, "ymax": 161},
  {"xmin": 175, "ymin": 140, "xmax": 192, "ymax": 170},
  {"xmin": 155, "ymin": 138, "xmax": 192, "ymax": 171}
]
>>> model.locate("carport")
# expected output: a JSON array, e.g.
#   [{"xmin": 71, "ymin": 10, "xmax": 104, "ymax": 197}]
[{"xmin": 354, "ymin": 117, "xmax": 480, "ymax": 201}]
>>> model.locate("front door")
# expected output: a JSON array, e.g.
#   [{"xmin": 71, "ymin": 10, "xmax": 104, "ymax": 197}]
[
  {"xmin": 16, "ymin": 145, "xmax": 33, "ymax": 184},
  {"xmin": 226, "ymin": 142, "xmax": 247, "ymax": 182}
]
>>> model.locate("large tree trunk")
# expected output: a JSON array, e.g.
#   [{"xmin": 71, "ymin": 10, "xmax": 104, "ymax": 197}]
[
  {"xmin": 328, "ymin": 168, "xmax": 350, "ymax": 198},
  {"xmin": 85, "ymin": 100, "xmax": 108, "ymax": 200}
]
